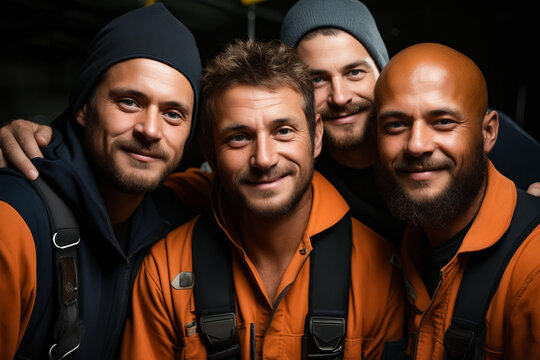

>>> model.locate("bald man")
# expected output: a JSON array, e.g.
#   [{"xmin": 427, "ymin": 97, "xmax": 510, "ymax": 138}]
[{"xmin": 375, "ymin": 43, "xmax": 540, "ymax": 359}]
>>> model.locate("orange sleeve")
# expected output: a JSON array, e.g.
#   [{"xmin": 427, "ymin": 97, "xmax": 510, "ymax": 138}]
[
  {"xmin": 163, "ymin": 167, "xmax": 213, "ymax": 217},
  {"xmin": 120, "ymin": 241, "xmax": 179, "ymax": 359},
  {"xmin": 0, "ymin": 201, "xmax": 37, "ymax": 359},
  {"xmin": 505, "ymin": 230, "xmax": 540, "ymax": 358}
]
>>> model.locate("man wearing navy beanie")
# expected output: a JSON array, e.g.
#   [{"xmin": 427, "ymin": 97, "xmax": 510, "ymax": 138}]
[
  {"xmin": 0, "ymin": 4, "xmax": 208, "ymax": 359},
  {"xmin": 281, "ymin": 0, "xmax": 540, "ymax": 247}
]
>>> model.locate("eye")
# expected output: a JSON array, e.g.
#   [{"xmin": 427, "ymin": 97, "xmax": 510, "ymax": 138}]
[
  {"xmin": 118, "ymin": 98, "xmax": 138, "ymax": 108},
  {"xmin": 348, "ymin": 68, "xmax": 366, "ymax": 80},
  {"xmin": 227, "ymin": 133, "xmax": 249, "ymax": 147},
  {"xmin": 383, "ymin": 121, "xmax": 407, "ymax": 134},
  {"xmin": 433, "ymin": 118, "xmax": 458, "ymax": 129},
  {"xmin": 163, "ymin": 111, "xmax": 184, "ymax": 122},
  {"xmin": 276, "ymin": 127, "xmax": 292, "ymax": 136},
  {"xmin": 311, "ymin": 75, "xmax": 327, "ymax": 88}
]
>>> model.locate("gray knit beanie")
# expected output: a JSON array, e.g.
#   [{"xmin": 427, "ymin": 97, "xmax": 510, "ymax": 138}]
[{"xmin": 280, "ymin": 0, "xmax": 388, "ymax": 71}]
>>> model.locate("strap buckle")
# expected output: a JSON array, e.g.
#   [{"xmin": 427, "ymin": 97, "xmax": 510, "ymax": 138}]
[
  {"xmin": 52, "ymin": 231, "xmax": 80, "ymax": 249},
  {"xmin": 199, "ymin": 312, "xmax": 240, "ymax": 359},
  {"xmin": 305, "ymin": 316, "xmax": 346, "ymax": 359},
  {"xmin": 48, "ymin": 342, "xmax": 80, "ymax": 360}
]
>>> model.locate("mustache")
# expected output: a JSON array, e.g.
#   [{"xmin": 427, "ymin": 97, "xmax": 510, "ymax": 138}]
[
  {"xmin": 115, "ymin": 139, "xmax": 167, "ymax": 159},
  {"xmin": 319, "ymin": 100, "xmax": 372, "ymax": 120},
  {"xmin": 393, "ymin": 155, "xmax": 454, "ymax": 172},
  {"xmin": 237, "ymin": 166, "xmax": 293, "ymax": 184}
]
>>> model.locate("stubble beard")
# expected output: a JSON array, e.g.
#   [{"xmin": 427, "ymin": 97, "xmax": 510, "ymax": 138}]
[
  {"xmin": 218, "ymin": 163, "xmax": 314, "ymax": 219},
  {"xmin": 82, "ymin": 132, "xmax": 180, "ymax": 195}
]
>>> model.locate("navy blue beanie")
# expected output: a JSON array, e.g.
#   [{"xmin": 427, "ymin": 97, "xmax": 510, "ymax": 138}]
[
  {"xmin": 280, "ymin": 0, "xmax": 388, "ymax": 71},
  {"xmin": 69, "ymin": 3, "xmax": 201, "ymax": 140}
]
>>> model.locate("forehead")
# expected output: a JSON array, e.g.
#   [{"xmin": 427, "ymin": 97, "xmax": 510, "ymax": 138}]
[
  {"xmin": 212, "ymin": 85, "xmax": 305, "ymax": 127},
  {"xmin": 98, "ymin": 58, "xmax": 194, "ymax": 104},
  {"xmin": 296, "ymin": 31, "xmax": 376, "ymax": 70}
]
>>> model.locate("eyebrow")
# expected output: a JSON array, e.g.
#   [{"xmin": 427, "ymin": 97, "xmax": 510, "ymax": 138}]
[
  {"xmin": 378, "ymin": 107, "xmax": 463, "ymax": 120},
  {"xmin": 109, "ymin": 88, "xmax": 192, "ymax": 114},
  {"xmin": 309, "ymin": 60, "xmax": 372, "ymax": 76},
  {"xmin": 219, "ymin": 118, "xmax": 298, "ymax": 134}
]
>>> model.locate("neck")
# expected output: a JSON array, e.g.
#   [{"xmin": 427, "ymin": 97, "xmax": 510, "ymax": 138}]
[
  {"xmin": 97, "ymin": 181, "xmax": 144, "ymax": 225},
  {"xmin": 325, "ymin": 135, "xmax": 377, "ymax": 169},
  {"xmin": 231, "ymin": 187, "xmax": 313, "ymax": 302},
  {"xmin": 423, "ymin": 182, "xmax": 487, "ymax": 248}
]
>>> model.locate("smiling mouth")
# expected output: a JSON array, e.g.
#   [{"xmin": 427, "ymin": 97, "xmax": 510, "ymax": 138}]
[{"xmin": 124, "ymin": 148, "xmax": 163, "ymax": 162}]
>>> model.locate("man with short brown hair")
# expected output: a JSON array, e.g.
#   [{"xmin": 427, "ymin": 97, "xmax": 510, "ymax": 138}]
[{"xmin": 120, "ymin": 39, "xmax": 405, "ymax": 360}]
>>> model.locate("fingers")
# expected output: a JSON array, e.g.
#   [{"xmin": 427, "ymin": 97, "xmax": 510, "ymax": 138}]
[
  {"xmin": 35, "ymin": 125, "xmax": 53, "ymax": 148},
  {"xmin": 0, "ymin": 119, "xmax": 46, "ymax": 180},
  {"xmin": 527, "ymin": 182, "xmax": 540, "ymax": 197}
]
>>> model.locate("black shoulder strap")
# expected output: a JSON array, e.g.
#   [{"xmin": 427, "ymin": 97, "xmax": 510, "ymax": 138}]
[
  {"xmin": 192, "ymin": 210, "xmax": 352, "ymax": 360},
  {"xmin": 303, "ymin": 212, "xmax": 352, "ymax": 359},
  {"xmin": 192, "ymin": 210, "xmax": 240, "ymax": 360},
  {"xmin": 444, "ymin": 189, "xmax": 540, "ymax": 360},
  {"xmin": 31, "ymin": 177, "xmax": 85, "ymax": 360}
]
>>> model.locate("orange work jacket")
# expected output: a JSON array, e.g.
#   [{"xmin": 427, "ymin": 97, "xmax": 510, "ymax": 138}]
[
  {"xmin": 401, "ymin": 162, "xmax": 540, "ymax": 359},
  {"xmin": 120, "ymin": 171, "xmax": 406, "ymax": 359}
]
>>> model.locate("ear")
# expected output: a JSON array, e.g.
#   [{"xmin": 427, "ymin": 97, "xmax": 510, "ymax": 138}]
[
  {"xmin": 75, "ymin": 104, "xmax": 90, "ymax": 128},
  {"xmin": 313, "ymin": 113, "xmax": 324, "ymax": 159},
  {"xmin": 482, "ymin": 110, "xmax": 499, "ymax": 154}
]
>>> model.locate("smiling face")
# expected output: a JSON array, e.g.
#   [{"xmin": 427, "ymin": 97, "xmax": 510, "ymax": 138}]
[
  {"xmin": 210, "ymin": 85, "xmax": 323, "ymax": 218},
  {"xmin": 375, "ymin": 43, "xmax": 497, "ymax": 229},
  {"xmin": 297, "ymin": 30, "xmax": 379, "ymax": 152},
  {"xmin": 77, "ymin": 58, "xmax": 194, "ymax": 194}
]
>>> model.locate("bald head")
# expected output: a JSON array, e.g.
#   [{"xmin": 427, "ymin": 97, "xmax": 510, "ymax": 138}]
[
  {"xmin": 375, "ymin": 43, "xmax": 499, "ymax": 239},
  {"xmin": 375, "ymin": 43, "xmax": 488, "ymax": 122}
]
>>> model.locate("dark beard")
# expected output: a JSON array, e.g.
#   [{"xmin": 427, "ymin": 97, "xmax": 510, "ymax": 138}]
[
  {"xmin": 320, "ymin": 100, "xmax": 373, "ymax": 151},
  {"xmin": 376, "ymin": 140, "xmax": 487, "ymax": 228}
]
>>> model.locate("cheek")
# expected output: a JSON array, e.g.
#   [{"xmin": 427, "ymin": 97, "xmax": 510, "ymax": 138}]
[
  {"xmin": 313, "ymin": 88, "xmax": 328, "ymax": 110},
  {"xmin": 377, "ymin": 136, "xmax": 403, "ymax": 164}
]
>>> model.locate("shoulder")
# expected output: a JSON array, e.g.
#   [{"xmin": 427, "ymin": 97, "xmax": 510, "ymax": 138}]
[{"xmin": 0, "ymin": 173, "xmax": 50, "ymax": 251}]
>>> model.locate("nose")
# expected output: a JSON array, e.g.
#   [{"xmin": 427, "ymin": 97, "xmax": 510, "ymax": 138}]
[
  {"xmin": 250, "ymin": 134, "xmax": 278, "ymax": 171},
  {"xmin": 405, "ymin": 121, "xmax": 435, "ymax": 157},
  {"xmin": 329, "ymin": 78, "xmax": 352, "ymax": 107},
  {"xmin": 134, "ymin": 108, "xmax": 162, "ymax": 142}
]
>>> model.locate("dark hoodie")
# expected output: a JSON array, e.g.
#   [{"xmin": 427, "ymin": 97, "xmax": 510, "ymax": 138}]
[{"xmin": 0, "ymin": 3, "xmax": 201, "ymax": 359}]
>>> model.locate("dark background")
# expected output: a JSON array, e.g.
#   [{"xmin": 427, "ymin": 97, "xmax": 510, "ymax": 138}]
[{"xmin": 1, "ymin": 0, "xmax": 536, "ymax": 168}]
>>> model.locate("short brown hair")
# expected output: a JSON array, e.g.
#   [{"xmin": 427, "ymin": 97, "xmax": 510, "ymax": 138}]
[{"xmin": 199, "ymin": 39, "xmax": 315, "ymax": 159}]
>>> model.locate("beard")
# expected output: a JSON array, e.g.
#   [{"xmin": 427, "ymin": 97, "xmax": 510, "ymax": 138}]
[
  {"xmin": 83, "ymin": 135, "xmax": 180, "ymax": 195},
  {"xmin": 376, "ymin": 139, "xmax": 487, "ymax": 228},
  {"xmin": 217, "ymin": 163, "xmax": 314, "ymax": 219},
  {"xmin": 319, "ymin": 100, "xmax": 374, "ymax": 151}
]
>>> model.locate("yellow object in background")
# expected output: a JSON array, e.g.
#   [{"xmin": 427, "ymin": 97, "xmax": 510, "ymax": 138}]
[{"xmin": 241, "ymin": 0, "xmax": 267, "ymax": 5}]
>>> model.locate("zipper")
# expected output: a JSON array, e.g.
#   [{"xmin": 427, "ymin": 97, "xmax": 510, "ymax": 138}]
[
  {"xmin": 411, "ymin": 270, "xmax": 444, "ymax": 359},
  {"xmin": 104, "ymin": 256, "xmax": 134, "ymax": 359},
  {"xmin": 259, "ymin": 253, "xmax": 311, "ymax": 356}
]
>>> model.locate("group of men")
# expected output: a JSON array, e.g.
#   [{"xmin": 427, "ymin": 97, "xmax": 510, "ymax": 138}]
[{"xmin": 1, "ymin": 0, "xmax": 539, "ymax": 359}]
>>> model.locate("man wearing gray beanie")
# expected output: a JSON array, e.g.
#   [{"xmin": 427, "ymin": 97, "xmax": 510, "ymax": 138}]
[
  {"xmin": 0, "ymin": 4, "xmax": 210, "ymax": 360},
  {"xmin": 281, "ymin": 0, "xmax": 540, "ymax": 248},
  {"xmin": 281, "ymin": 0, "xmax": 404, "ymax": 246}
]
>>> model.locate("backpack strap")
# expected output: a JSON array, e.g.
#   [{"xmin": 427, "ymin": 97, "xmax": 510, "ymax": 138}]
[
  {"xmin": 303, "ymin": 212, "xmax": 352, "ymax": 359},
  {"xmin": 29, "ymin": 177, "xmax": 85, "ymax": 360},
  {"xmin": 192, "ymin": 209, "xmax": 352, "ymax": 360},
  {"xmin": 192, "ymin": 210, "xmax": 240, "ymax": 360},
  {"xmin": 444, "ymin": 189, "xmax": 540, "ymax": 360}
]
